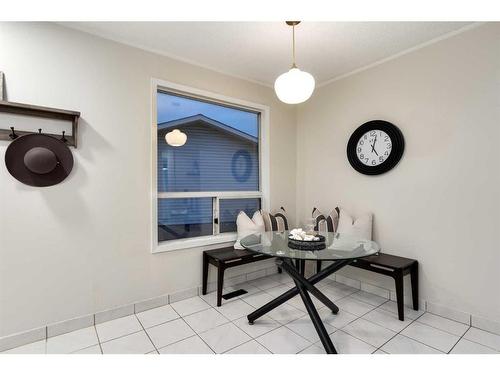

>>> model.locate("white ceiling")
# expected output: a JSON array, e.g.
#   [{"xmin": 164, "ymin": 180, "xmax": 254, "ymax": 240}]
[{"xmin": 61, "ymin": 22, "xmax": 473, "ymax": 86}]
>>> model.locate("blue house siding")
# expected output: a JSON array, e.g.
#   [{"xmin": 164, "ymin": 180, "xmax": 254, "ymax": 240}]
[{"xmin": 157, "ymin": 123, "xmax": 259, "ymax": 192}]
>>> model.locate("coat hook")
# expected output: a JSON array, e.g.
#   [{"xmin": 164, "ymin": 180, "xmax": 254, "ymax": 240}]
[
  {"xmin": 9, "ymin": 126, "xmax": 18, "ymax": 140},
  {"xmin": 61, "ymin": 130, "xmax": 67, "ymax": 143},
  {"xmin": 38, "ymin": 128, "xmax": 42, "ymax": 134}
]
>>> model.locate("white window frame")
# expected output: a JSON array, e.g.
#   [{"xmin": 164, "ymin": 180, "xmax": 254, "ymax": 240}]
[{"xmin": 151, "ymin": 78, "xmax": 270, "ymax": 253}]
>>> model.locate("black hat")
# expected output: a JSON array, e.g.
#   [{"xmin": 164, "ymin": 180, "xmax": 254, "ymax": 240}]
[{"xmin": 5, "ymin": 133, "xmax": 74, "ymax": 187}]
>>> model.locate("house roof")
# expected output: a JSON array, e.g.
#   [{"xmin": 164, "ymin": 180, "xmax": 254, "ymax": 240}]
[{"xmin": 158, "ymin": 114, "xmax": 258, "ymax": 144}]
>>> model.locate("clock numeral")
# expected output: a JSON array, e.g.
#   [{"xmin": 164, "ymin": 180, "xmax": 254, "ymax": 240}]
[
  {"xmin": 364, "ymin": 157, "xmax": 369, "ymax": 164},
  {"xmin": 359, "ymin": 140, "xmax": 364, "ymax": 146},
  {"xmin": 379, "ymin": 156, "xmax": 384, "ymax": 162},
  {"xmin": 364, "ymin": 135, "xmax": 368, "ymax": 139},
  {"xmin": 371, "ymin": 160, "xmax": 376, "ymax": 165},
  {"xmin": 387, "ymin": 143, "xmax": 392, "ymax": 149},
  {"xmin": 357, "ymin": 147, "xmax": 361, "ymax": 153},
  {"xmin": 360, "ymin": 154, "xmax": 364, "ymax": 159},
  {"xmin": 370, "ymin": 131, "xmax": 376, "ymax": 136},
  {"xmin": 384, "ymin": 136, "xmax": 389, "ymax": 141},
  {"xmin": 384, "ymin": 151, "xmax": 389, "ymax": 156}
]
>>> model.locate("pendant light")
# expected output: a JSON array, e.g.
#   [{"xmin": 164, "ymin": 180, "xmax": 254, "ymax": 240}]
[
  {"xmin": 274, "ymin": 21, "xmax": 315, "ymax": 104},
  {"xmin": 165, "ymin": 129, "xmax": 187, "ymax": 147}
]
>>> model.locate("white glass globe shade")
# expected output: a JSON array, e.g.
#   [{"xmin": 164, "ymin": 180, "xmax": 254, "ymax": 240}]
[
  {"xmin": 274, "ymin": 67, "xmax": 315, "ymax": 104},
  {"xmin": 165, "ymin": 129, "xmax": 187, "ymax": 147}
]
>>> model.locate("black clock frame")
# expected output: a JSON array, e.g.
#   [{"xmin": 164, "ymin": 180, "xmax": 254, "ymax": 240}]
[{"xmin": 347, "ymin": 120, "xmax": 404, "ymax": 175}]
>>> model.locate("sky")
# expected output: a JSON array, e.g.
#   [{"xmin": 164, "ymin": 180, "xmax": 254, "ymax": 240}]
[{"xmin": 157, "ymin": 91, "xmax": 259, "ymax": 137}]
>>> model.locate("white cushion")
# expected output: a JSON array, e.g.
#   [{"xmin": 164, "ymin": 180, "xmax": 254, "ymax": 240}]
[
  {"xmin": 234, "ymin": 211, "xmax": 265, "ymax": 249},
  {"xmin": 336, "ymin": 208, "xmax": 373, "ymax": 240}
]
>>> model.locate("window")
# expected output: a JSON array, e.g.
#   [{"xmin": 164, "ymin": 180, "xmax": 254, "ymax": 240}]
[{"xmin": 152, "ymin": 80, "xmax": 269, "ymax": 252}]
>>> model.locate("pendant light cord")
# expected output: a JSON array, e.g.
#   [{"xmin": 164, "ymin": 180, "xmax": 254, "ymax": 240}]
[{"xmin": 292, "ymin": 24, "xmax": 297, "ymax": 68}]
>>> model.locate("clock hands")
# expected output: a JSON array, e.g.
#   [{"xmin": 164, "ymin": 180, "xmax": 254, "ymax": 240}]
[{"xmin": 371, "ymin": 135, "xmax": 379, "ymax": 156}]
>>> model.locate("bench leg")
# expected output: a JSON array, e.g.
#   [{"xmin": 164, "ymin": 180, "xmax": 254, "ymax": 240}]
[
  {"xmin": 277, "ymin": 266, "xmax": 282, "ymax": 274},
  {"xmin": 411, "ymin": 262, "xmax": 419, "ymax": 311},
  {"xmin": 300, "ymin": 259, "xmax": 305, "ymax": 276},
  {"xmin": 316, "ymin": 260, "xmax": 322, "ymax": 272},
  {"xmin": 295, "ymin": 259, "xmax": 300, "ymax": 272},
  {"xmin": 394, "ymin": 270, "xmax": 405, "ymax": 321},
  {"xmin": 202, "ymin": 253, "xmax": 209, "ymax": 295},
  {"xmin": 217, "ymin": 264, "xmax": 225, "ymax": 307}
]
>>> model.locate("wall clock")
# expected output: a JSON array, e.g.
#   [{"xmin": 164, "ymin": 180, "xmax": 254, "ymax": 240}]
[{"xmin": 347, "ymin": 120, "xmax": 404, "ymax": 175}]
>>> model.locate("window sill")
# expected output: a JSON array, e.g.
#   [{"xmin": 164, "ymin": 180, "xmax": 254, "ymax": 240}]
[{"xmin": 152, "ymin": 233, "xmax": 238, "ymax": 253}]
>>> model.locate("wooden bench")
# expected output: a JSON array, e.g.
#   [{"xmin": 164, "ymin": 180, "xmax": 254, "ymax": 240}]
[
  {"xmin": 318, "ymin": 253, "xmax": 418, "ymax": 321},
  {"xmin": 202, "ymin": 247, "xmax": 280, "ymax": 307}
]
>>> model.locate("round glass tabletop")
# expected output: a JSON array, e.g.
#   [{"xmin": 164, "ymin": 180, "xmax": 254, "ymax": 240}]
[{"xmin": 240, "ymin": 231, "xmax": 380, "ymax": 261}]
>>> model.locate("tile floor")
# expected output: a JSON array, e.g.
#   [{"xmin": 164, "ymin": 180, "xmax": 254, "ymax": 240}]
[{"xmin": 2, "ymin": 273, "xmax": 500, "ymax": 354}]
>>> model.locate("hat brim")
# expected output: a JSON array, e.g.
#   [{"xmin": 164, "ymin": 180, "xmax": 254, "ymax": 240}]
[{"xmin": 5, "ymin": 134, "xmax": 74, "ymax": 187}]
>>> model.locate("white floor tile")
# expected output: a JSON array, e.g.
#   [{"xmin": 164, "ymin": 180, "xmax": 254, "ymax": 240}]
[
  {"xmin": 136, "ymin": 304, "xmax": 179, "ymax": 328},
  {"xmin": 317, "ymin": 286, "xmax": 350, "ymax": 301},
  {"xmin": 351, "ymin": 291, "xmax": 388, "ymax": 307},
  {"xmin": 272, "ymin": 273, "xmax": 295, "ymax": 286},
  {"xmin": 225, "ymin": 340, "xmax": 271, "ymax": 354},
  {"xmin": 95, "ymin": 315, "xmax": 142, "ymax": 342},
  {"xmin": 267, "ymin": 303, "xmax": 306, "ymax": 324},
  {"xmin": 215, "ymin": 299, "xmax": 254, "ymax": 321},
  {"xmin": 73, "ymin": 345, "xmax": 102, "ymax": 354},
  {"xmin": 343, "ymin": 318, "xmax": 396, "ymax": 347},
  {"xmin": 327, "ymin": 281, "xmax": 359, "ymax": 296},
  {"xmin": 46, "ymin": 326, "xmax": 99, "ymax": 354},
  {"xmin": 256, "ymin": 326, "xmax": 311, "ymax": 354},
  {"xmin": 335, "ymin": 296, "xmax": 375, "ymax": 316},
  {"xmin": 266, "ymin": 284, "xmax": 293, "ymax": 297},
  {"xmin": 317, "ymin": 307, "xmax": 358, "ymax": 329},
  {"xmin": 463, "ymin": 327, "xmax": 500, "ymax": 351},
  {"xmin": 329, "ymin": 330, "xmax": 376, "ymax": 354},
  {"xmin": 450, "ymin": 338, "xmax": 498, "ymax": 354},
  {"xmin": 379, "ymin": 300, "xmax": 424, "ymax": 320},
  {"xmin": 159, "ymin": 335, "xmax": 214, "ymax": 354},
  {"xmin": 363, "ymin": 308, "xmax": 413, "ymax": 332},
  {"xmin": 199, "ymin": 291, "xmax": 219, "ymax": 306},
  {"xmin": 248, "ymin": 276, "xmax": 282, "ymax": 290},
  {"xmin": 183, "ymin": 308, "xmax": 229, "ymax": 333},
  {"xmin": 241, "ymin": 291, "xmax": 276, "ymax": 308},
  {"xmin": 381, "ymin": 334, "xmax": 441, "ymax": 354},
  {"xmin": 286, "ymin": 315, "xmax": 336, "ymax": 343},
  {"xmin": 287, "ymin": 295, "xmax": 308, "ymax": 311},
  {"xmin": 199, "ymin": 322, "xmax": 251, "ymax": 353},
  {"xmin": 233, "ymin": 316, "xmax": 281, "ymax": 338},
  {"xmin": 146, "ymin": 318, "xmax": 195, "ymax": 349},
  {"xmin": 170, "ymin": 296, "xmax": 211, "ymax": 317},
  {"xmin": 401, "ymin": 321, "xmax": 460, "ymax": 352},
  {"xmin": 299, "ymin": 344, "xmax": 326, "ymax": 354},
  {"xmin": 101, "ymin": 331, "xmax": 155, "ymax": 354},
  {"xmin": 417, "ymin": 313, "xmax": 469, "ymax": 336},
  {"xmin": 2, "ymin": 340, "xmax": 46, "ymax": 354}
]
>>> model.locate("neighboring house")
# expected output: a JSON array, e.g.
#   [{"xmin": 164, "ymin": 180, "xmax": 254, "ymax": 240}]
[{"xmin": 157, "ymin": 114, "xmax": 260, "ymax": 241}]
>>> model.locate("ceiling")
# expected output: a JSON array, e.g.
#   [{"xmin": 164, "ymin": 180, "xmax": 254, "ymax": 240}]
[{"xmin": 61, "ymin": 22, "xmax": 473, "ymax": 87}]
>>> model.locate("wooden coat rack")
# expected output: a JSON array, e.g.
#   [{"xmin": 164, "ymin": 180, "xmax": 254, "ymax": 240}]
[{"xmin": 0, "ymin": 100, "xmax": 80, "ymax": 147}]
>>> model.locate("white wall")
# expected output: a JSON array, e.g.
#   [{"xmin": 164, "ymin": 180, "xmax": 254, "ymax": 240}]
[
  {"xmin": 296, "ymin": 23, "xmax": 500, "ymax": 322},
  {"xmin": 0, "ymin": 22, "xmax": 297, "ymax": 336}
]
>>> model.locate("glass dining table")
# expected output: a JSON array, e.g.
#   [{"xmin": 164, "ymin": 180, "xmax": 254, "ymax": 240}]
[{"xmin": 240, "ymin": 230, "xmax": 380, "ymax": 354}]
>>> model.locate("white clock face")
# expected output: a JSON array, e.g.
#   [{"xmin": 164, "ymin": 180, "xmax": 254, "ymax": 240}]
[{"xmin": 356, "ymin": 130, "xmax": 392, "ymax": 166}]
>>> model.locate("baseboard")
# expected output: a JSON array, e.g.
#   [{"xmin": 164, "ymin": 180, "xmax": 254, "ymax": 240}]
[{"xmin": 0, "ymin": 264, "xmax": 279, "ymax": 352}]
